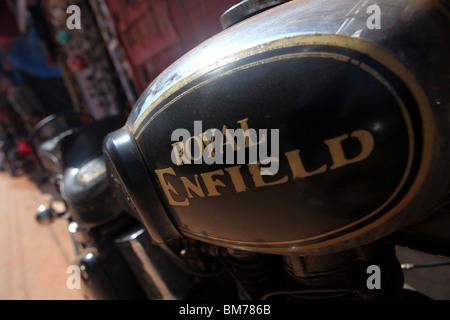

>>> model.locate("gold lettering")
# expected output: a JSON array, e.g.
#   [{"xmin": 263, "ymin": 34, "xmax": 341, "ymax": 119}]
[
  {"xmin": 201, "ymin": 169, "xmax": 226, "ymax": 196},
  {"xmin": 180, "ymin": 174, "xmax": 205, "ymax": 198},
  {"xmin": 155, "ymin": 168, "xmax": 189, "ymax": 206},
  {"xmin": 160, "ymin": 128, "xmax": 375, "ymax": 207},
  {"xmin": 224, "ymin": 165, "xmax": 248, "ymax": 193},
  {"xmin": 221, "ymin": 125, "xmax": 239, "ymax": 152},
  {"xmin": 248, "ymin": 162, "xmax": 288, "ymax": 187},
  {"xmin": 202, "ymin": 130, "xmax": 216, "ymax": 158},
  {"xmin": 324, "ymin": 129, "xmax": 375, "ymax": 170},
  {"xmin": 285, "ymin": 149, "xmax": 327, "ymax": 178},
  {"xmin": 237, "ymin": 118, "xmax": 265, "ymax": 147}
]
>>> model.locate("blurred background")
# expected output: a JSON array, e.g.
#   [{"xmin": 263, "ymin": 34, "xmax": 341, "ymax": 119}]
[{"xmin": 0, "ymin": 0, "xmax": 242, "ymax": 133}]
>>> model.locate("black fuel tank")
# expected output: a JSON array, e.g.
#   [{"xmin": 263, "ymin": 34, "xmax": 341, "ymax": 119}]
[{"xmin": 104, "ymin": 0, "xmax": 449, "ymax": 255}]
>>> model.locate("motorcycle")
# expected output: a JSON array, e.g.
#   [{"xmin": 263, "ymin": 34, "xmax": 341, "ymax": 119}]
[{"xmin": 34, "ymin": 0, "xmax": 449, "ymax": 300}]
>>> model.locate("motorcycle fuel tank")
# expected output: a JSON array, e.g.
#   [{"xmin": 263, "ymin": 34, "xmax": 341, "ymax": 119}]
[{"xmin": 104, "ymin": 0, "xmax": 449, "ymax": 255}]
